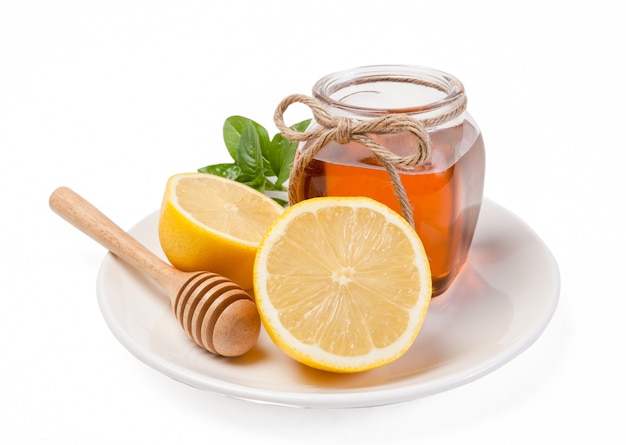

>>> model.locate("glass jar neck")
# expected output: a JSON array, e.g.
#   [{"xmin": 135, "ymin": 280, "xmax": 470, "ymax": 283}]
[{"xmin": 312, "ymin": 65, "xmax": 467, "ymax": 125}]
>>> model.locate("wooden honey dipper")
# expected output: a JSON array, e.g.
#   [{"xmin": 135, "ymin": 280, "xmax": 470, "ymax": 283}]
[{"xmin": 49, "ymin": 186, "xmax": 261, "ymax": 357}]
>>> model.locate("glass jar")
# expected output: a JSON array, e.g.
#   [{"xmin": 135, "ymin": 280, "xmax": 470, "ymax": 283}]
[{"xmin": 288, "ymin": 65, "xmax": 485, "ymax": 296}]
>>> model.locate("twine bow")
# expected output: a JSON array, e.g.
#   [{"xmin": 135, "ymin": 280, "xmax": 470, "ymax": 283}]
[{"xmin": 273, "ymin": 93, "xmax": 467, "ymax": 227}]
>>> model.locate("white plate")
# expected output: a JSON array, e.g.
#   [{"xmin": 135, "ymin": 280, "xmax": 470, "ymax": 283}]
[{"xmin": 96, "ymin": 198, "xmax": 559, "ymax": 408}]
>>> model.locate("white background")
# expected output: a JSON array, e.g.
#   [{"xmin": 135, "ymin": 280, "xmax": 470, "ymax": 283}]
[{"xmin": 1, "ymin": 1, "xmax": 624, "ymax": 443}]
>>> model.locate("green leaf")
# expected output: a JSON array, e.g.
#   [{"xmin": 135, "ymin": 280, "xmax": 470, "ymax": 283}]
[
  {"xmin": 263, "ymin": 177, "xmax": 284, "ymax": 191},
  {"xmin": 271, "ymin": 197, "xmax": 289, "ymax": 207},
  {"xmin": 235, "ymin": 122, "xmax": 266, "ymax": 191},
  {"xmin": 223, "ymin": 116, "xmax": 270, "ymax": 161},
  {"xmin": 291, "ymin": 118, "xmax": 312, "ymax": 134},
  {"xmin": 200, "ymin": 116, "xmax": 311, "ymax": 199},
  {"xmin": 268, "ymin": 133, "xmax": 295, "ymax": 187},
  {"xmin": 267, "ymin": 133, "xmax": 288, "ymax": 178},
  {"xmin": 268, "ymin": 119, "xmax": 311, "ymax": 187},
  {"xmin": 198, "ymin": 163, "xmax": 241, "ymax": 180}
]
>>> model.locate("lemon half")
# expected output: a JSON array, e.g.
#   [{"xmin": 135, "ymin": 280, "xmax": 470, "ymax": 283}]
[
  {"xmin": 158, "ymin": 172, "xmax": 284, "ymax": 290},
  {"xmin": 253, "ymin": 196, "xmax": 432, "ymax": 373}
]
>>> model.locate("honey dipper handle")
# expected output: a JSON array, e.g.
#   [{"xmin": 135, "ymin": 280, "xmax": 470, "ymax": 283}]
[{"xmin": 49, "ymin": 186, "xmax": 178, "ymax": 289}]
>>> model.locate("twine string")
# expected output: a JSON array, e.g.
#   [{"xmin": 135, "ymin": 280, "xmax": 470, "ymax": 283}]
[{"xmin": 273, "ymin": 90, "xmax": 467, "ymax": 227}]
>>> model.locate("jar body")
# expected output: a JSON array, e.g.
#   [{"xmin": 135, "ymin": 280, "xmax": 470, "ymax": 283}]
[{"xmin": 291, "ymin": 66, "xmax": 486, "ymax": 296}]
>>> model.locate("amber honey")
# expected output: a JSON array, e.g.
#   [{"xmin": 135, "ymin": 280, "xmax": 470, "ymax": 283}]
[{"xmin": 292, "ymin": 120, "xmax": 485, "ymax": 296}]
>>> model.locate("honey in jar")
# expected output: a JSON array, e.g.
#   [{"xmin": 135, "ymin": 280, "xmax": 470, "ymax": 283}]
[{"xmin": 282, "ymin": 65, "xmax": 485, "ymax": 296}]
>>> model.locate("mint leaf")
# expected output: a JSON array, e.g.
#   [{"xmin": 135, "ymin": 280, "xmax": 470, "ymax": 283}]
[
  {"xmin": 198, "ymin": 162, "xmax": 241, "ymax": 180},
  {"xmin": 271, "ymin": 197, "xmax": 288, "ymax": 207},
  {"xmin": 268, "ymin": 133, "xmax": 295, "ymax": 187},
  {"xmin": 268, "ymin": 119, "xmax": 311, "ymax": 187},
  {"xmin": 235, "ymin": 122, "xmax": 265, "ymax": 191},
  {"xmin": 223, "ymin": 116, "xmax": 270, "ymax": 161},
  {"xmin": 266, "ymin": 133, "xmax": 289, "ymax": 179},
  {"xmin": 290, "ymin": 119, "xmax": 312, "ymax": 134},
  {"xmin": 199, "ymin": 116, "xmax": 310, "ymax": 206}
]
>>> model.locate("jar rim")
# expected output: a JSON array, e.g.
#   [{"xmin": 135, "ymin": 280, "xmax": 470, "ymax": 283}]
[{"xmin": 312, "ymin": 65, "xmax": 465, "ymax": 116}]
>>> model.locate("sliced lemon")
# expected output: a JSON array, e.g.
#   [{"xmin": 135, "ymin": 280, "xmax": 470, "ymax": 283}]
[
  {"xmin": 158, "ymin": 172, "xmax": 284, "ymax": 290},
  {"xmin": 253, "ymin": 196, "xmax": 432, "ymax": 373}
]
